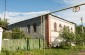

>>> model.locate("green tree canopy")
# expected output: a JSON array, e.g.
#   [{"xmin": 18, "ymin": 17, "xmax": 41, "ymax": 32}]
[
  {"xmin": 12, "ymin": 27, "xmax": 25, "ymax": 39},
  {"xmin": 60, "ymin": 27, "xmax": 75, "ymax": 42},
  {"xmin": 75, "ymin": 25, "xmax": 85, "ymax": 45},
  {"xmin": 0, "ymin": 18, "xmax": 8, "ymax": 29},
  {"xmin": 59, "ymin": 27, "xmax": 75, "ymax": 48}
]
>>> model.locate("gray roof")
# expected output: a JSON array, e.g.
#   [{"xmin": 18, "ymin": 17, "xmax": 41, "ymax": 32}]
[{"xmin": 9, "ymin": 14, "xmax": 76, "ymax": 25}]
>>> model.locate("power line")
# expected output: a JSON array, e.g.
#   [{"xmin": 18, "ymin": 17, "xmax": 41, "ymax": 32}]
[{"xmin": 44, "ymin": 3, "xmax": 85, "ymax": 15}]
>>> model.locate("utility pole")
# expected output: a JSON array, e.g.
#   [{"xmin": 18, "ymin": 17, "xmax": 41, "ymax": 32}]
[
  {"xmin": 81, "ymin": 17, "xmax": 84, "ymax": 34},
  {"xmin": 81, "ymin": 17, "xmax": 84, "ymax": 46},
  {"xmin": 41, "ymin": 15, "xmax": 46, "ymax": 55},
  {"xmin": 4, "ymin": 0, "xmax": 6, "ymax": 19}
]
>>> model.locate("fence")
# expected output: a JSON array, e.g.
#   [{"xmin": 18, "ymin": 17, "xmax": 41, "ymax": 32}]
[{"xmin": 2, "ymin": 39, "xmax": 43, "ymax": 51}]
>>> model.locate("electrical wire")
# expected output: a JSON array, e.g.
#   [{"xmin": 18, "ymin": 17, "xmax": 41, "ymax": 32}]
[{"xmin": 42, "ymin": 3, "xmax": 85, "ymax": 15}]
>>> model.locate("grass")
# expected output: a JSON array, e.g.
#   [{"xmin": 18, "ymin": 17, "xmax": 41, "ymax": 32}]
[{"xmin": 0, "ymin": 46, "xmax": 85, "ymax": 55}]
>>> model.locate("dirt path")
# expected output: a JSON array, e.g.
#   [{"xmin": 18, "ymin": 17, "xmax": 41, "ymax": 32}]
[{"xmin": 75, "ymin": 50, "xmax": 85, "ymax": 55}]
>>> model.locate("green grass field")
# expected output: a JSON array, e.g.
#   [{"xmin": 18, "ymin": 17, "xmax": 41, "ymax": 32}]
[{"xmin": 1, "ymin": 46, "xmax": 85, "ymax": 55}]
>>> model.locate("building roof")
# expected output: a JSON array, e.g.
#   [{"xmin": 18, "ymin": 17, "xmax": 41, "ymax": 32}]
[
  {"xmin": 9, "ymin": 14, "xmax": 76, "ymax": 25},
  {"xmin": 50, "ymin": 14, "xmax": 76, "ymax": 24}
]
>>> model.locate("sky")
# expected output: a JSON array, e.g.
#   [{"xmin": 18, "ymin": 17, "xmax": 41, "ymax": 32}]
[{"xmin": 0, "ymin": 0, "xmax": 85, "ymax": 25}]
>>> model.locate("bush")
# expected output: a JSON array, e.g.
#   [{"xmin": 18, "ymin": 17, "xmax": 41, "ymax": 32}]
[
  {"xmin": 3, "ymin": 27, "xmax": 26, "ymax": 39},
  {"xmin": 59, "ymin": 27, "xmax": 75, "ymax": 48},
  {"xmin": 3, "ymin": 31, "xmax": 12, "ymax": 39},
  {"xmin": 12, "ymin": 27, "xmax": 25, "ymax": 39}
]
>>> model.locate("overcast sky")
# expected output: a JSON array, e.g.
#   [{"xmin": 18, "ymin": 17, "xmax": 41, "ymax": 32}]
[{"xmin": 0, "ymin": 0, "xmax": 85, "ymax": 25}]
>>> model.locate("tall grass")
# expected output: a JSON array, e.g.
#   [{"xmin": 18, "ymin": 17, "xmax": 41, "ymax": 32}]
[{"xmin": 0, "ymin": 46, "xmax": 85, "ymax": 55}]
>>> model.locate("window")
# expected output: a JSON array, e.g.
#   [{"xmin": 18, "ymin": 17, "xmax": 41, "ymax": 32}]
[
  {"xmin": 71, "ymin": 27, "xmax": 73, "ymax": 31},
  {"xmin": 27, "ymin": 24, "xmax": 30, "ymax": 33},
  {"xmin": 33, "ymin": 23, "xmax": 36, "ymax": 32},
  {"xmin": 64, "ymin": 25, "xmax": 65, "ymax": 28},
  {"xmin": 54, "ymin": 22, "xmax": 57, "ymax": 31},
  {"xmin": 67, "ymin": 26, "xmax": 69, "ymax": 31},
  {"xmin": 59, "ymin": 24, "xmax": 62, "ymax": 27},
  {"xmin": 63, "ymin": 25, "xmax": 66, "ymax": 30}
]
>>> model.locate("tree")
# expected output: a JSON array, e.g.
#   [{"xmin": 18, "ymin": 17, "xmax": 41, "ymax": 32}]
[
  {"xmin": 75, "ymin": 25, "xmax": 85, "ymax": 45},
  {"xmin": 12, "ymin": 27, "xmax": 25, "ymax": 39},
  {"xmin": 3, "ymin": 27, "xmax": 26, "ymax": 39},
  {"xmin": 59, "ymin": 25, "xmax": 85, "ymax": 47},
  {"xmin": 0, "ymin": 18, "xmax": 8, "ymax": 29},
  {"xmin": 59, "ymin": 27, "xmax": 75, "ymax": 48},
  {"xmin": 3, "ymin": 31, "xmax": 12, "ymax": 39}
]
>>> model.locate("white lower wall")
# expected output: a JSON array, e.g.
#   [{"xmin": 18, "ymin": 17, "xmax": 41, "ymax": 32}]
[{"xmin": 50, "ymin": 31, "xmax": 59, "ymax": 42}]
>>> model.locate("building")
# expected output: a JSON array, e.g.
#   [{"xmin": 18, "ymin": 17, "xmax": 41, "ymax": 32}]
[{"xmin": 8, "ymin": 14, "xmax": 76, "ymax": 47}]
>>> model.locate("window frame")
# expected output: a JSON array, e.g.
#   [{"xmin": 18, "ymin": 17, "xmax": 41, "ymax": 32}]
[{"xmin": 54, "ymin": 22, "xmax": 57, "ymax": 32}]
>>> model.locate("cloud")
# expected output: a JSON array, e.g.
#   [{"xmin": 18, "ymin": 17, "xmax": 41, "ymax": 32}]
[
  {"xmin": 63, "ymin": 0, "xmax": 85, "ymax": 5},
  {"xmin": 0, "ymin": 11, "xmax": 50, "ymax": 24}
]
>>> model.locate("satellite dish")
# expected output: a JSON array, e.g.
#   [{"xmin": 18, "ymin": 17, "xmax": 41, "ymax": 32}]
[{"xmin": 73, "ymin": 6, "xmax": 80, "ymax": 12}]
